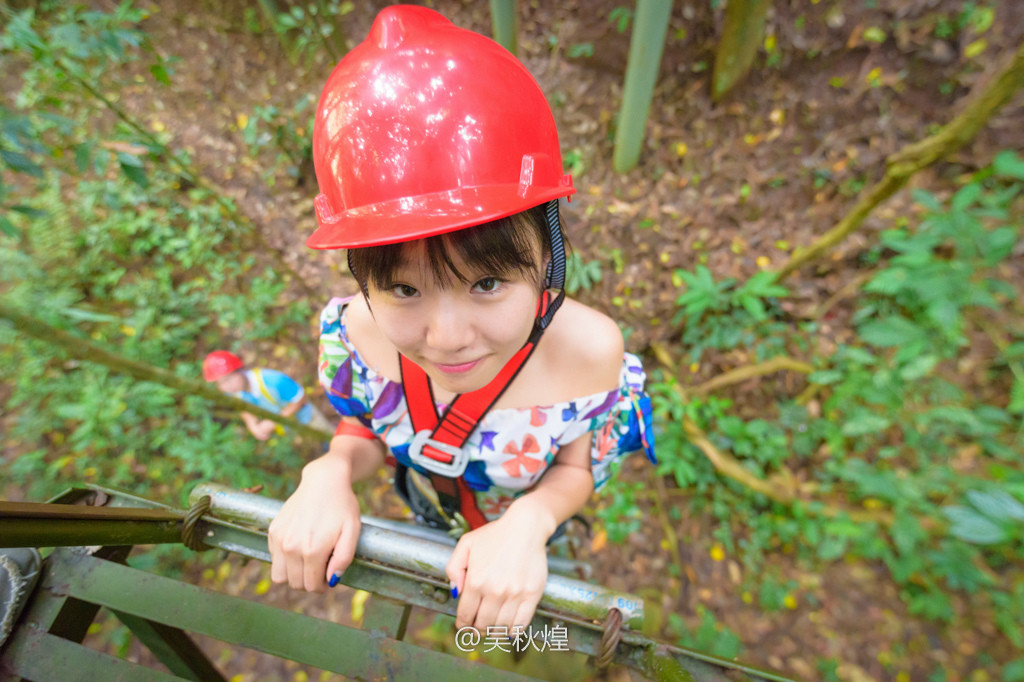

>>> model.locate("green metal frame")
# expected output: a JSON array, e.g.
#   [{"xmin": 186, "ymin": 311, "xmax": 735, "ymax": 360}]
[{"xmin": 0, "ymin": 484, "xmax": 794, "ymax": 681}]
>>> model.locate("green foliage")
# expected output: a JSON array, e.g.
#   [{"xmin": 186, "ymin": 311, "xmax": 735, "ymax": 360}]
[
  {"xmin": 594, "ymin": 462, "xmax": 643, "ymax": 543},
  {"xmin": 564, "ymin": 251, "xmax": 603, "ymax": 295},
  {"xmin": 260, "ymin": 0, "xmax": 354, "ymax": 66},
  {"xmin": 241, "ymin": 95, "xmax": 316, "ymax": 186},
  {"xmin": 1, "ymin": 4, "xmax": 314, "ymax": 504},
  {"xmin": 0, "ymin": 3, "xmax": 176, "ymax": 227},
  {"xmin": 566, "ymin": 42, "xmax": 593, "ymax": 59},
  {"xmin": 609, "ymin": 7, "xmax": 632, "ymax": 34},
  {"xmin": 942, "ymin": 489, "xmax": 1024, "ymax": 545},
  {"xmin": 563, "ymin": 147, "xmax": 585, "ymax": 176},
  {"xmin": 635, "ymin": 151, "xmax": 1024, "ymax": 660},
  {"xmin": 671, "ymin": 266, "xmax": 791, "ymax": 362},
  {"xmin": 668, "ymin": 607, "xmax": 742, "ymax": 660},
  {"xmin": 934, "ymin": 2, "xmax": 995, "ymax": 39}
]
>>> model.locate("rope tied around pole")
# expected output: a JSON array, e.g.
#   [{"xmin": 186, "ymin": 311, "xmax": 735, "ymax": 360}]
[
  {"xmin": 596, "ymin": 606, "xmax": 623, "ymax": 669},
  {"xmin": 182, "ymin": 495, "xmax": 211, "ymax": 551}
]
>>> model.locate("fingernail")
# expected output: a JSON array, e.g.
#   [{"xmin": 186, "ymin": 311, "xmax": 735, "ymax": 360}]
[
  {"xmin": 328, "ymin": 573, "xmax": 340, "ymax": 588},
  {"xmin": 450, "ymin": 585, "xmax": 459, "ymax": 599}
]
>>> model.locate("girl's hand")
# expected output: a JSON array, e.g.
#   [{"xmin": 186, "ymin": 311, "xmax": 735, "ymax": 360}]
[
  {"xmin": 267, "ymin": 457, "xmax": 361, "ymax": 592},
  {"xmin": 252, "ymin": 419, "xmax": 277, "ymax": 441},
  {"xmin": 445, "ymin": 504, "xmax": 551, "ymax": 633}
]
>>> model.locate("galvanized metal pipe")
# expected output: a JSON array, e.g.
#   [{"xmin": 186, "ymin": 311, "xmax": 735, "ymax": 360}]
[
  {"xmin": 189, "ymin": 482, "xmax": 590, "ymax": 577},
  {"xmin": 189, "ymin": 483, "xmax": 642, "ymax": 627}
]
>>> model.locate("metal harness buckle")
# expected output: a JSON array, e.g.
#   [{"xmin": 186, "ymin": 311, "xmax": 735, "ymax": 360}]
[{"xmin": 408, "ymin": 430, "xmax": 469, "ymax": 478}]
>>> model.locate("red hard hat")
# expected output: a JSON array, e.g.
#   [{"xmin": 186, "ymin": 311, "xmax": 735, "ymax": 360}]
[
  {"xmin": 307, "ymin": 5, "xmax": 575, "ymax": 250},
  {"xmin": 202, "ymin": 351, "xmax": 243, "ymax": 382}
]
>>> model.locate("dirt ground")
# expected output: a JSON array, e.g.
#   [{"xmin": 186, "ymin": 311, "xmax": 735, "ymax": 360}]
[{"xmin": 80, "ymin": 0, "xmax": 1024, "ymax": 680}]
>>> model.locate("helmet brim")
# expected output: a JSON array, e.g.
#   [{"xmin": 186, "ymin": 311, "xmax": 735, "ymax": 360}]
[{"xmin": 307, "ymin": 183, "xmax": 575, "ymax": 250}]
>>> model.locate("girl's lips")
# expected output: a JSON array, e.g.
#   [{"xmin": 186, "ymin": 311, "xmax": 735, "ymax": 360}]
[{"xmin": 434, "ymin": 359, "xmax": 481, "ymax": 374}]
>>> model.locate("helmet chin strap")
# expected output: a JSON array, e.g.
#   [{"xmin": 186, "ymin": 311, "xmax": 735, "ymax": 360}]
[{"xmin": 536, "ymin": 199, "xmax": 566, "ymax": 333}]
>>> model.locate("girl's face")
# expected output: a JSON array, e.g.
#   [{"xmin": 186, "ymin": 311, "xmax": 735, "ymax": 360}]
[
  {"xmin": 216, "ymin": 371, "xmax": 246, "ymax": 394},
  {"xmin": 366, "ymin": 242, "xmax": 542, "ymax": 396}
]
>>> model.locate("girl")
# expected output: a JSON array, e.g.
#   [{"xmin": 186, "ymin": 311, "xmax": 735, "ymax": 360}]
[{"xmin": 267, "ymin": 5, "xmax": 655, "ymax": 634}]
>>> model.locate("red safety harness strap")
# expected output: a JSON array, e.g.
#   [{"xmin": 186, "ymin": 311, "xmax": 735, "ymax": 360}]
[{"xmin": 398, "ymin": 291, "xmax": 552, "ymax": 530}]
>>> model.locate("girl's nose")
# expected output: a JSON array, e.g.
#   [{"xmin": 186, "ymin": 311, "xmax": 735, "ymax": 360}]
[{"xmin": 425, "ymin": 297, "xmax": 474, "ymax": 353}]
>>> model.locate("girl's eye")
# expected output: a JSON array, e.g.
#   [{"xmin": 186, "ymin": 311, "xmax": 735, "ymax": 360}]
[
  {"xmin": 472, "ymin": 277, "xmax": 503, "ymax": 293},
  {"xmin": 391, "ymin": 284, "xmax": 419, "ymax": 298}
]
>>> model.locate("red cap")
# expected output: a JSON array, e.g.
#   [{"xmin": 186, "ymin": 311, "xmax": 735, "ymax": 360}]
[{"xmin": 202, "ymin": 351, "xmax": 243, "ymax": 382}]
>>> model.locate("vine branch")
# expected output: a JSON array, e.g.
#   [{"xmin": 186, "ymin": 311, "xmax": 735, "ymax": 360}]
[
  {"xmin": 775, "ymin": 41, "xmax": 1024, "ymax": 281},
  {"xmin": 0, "ymin": 301, "xmax": 332, "ymax": 443},
  {"xmin": 691, "ymin": 355, "xmax": 813, "ymax": 395},
  {"xmin": 649, "ymin": 341, "xmax": 902, "ymax": 526}
]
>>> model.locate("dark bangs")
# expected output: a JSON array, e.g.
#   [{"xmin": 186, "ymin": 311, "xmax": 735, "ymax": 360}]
[{"xmin": 349, "ymin": 203, "xmax": 559, "ymax": 292}]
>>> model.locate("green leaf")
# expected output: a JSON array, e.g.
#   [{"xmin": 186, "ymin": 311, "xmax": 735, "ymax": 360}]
[
  {"xmin": 891, "ymin": 512, "xmax": 926, "ymax": 555},
  {"xmin": 73, "ymin": 142, "xmax": 93, "ymax": 172},
  {"xmin": 910, "ymin": 188, "xmax": 943, "ymax": 212},
  {"xmin": 1010, "ymin": 377, "xmax": 1024, "ymax": 415},
  {"xmin": 951, "ymin": 182, "xmax": 982, "ymax": 211},
  {"xmin": 53, "ymin": 403, "xmax": 90, "ymax": 421},
  {"xmin": 61, "ymin": 307, "xmax": 123, "ymax": 323},
  {"xmin": 738, "ymin": 294, "xmax": 766, "ymax": 320},
  {"xmin": 841, "ymin": 414, "xmax": 891, "ymax": 437},
  {"xmin": 942, "ymin": 505, "xmax": 1007, "ymax": 544},
  {"xmin": 808, "ymin": 369, "xmax": 843, "ymax": 385},
  {"xmin": 993, "ymin": 150, "xmax": 1024, "ymax": 180},
  {"xmin": 116, "ymin": 151, "xmax": 144, "ymax": 168},
  {"xmin": 864, "ymin": 267, "xmax": 907, "ymax": 295},
  {"xmin": 738, "ymin": 270, "xmax": 788, "ymax": 298},
  {"xmin": 150, "ymin": 63, "xmax": 170, "ymax": 85},
  {"xmin": 1004, "ymin": 657, "xmax": 1024, "ymax": 682},
  {"xmin": 9, "ymin": 205, "xmax": 47, "ymax": 219},
  {"xmin": 837, "ymin": 346, "xmax": 877, "ymax": 365},
  {"xmin": 119, "ymin": 158, "xmax": 148, "ymax": 187},
  {"xmin": 0, "ymin": 216, "xmax": 19, "ymax": 238},
  {"xmin": 0, "ymin": 149, "xmax": 43, "ymax": 178},
  {"xmin": 567, "ymin": 42, "xmax": 594, "ymax": 58},
  {"xmin": 967, "ymin": 489, "xmax": 1024, "ymax": 522},
  {"xmin": 858, "ymin": 316, "xmax": 924, "ymax": 347},
  {"xmin": 899, "ymin": 355, "xmax": 938, "ymax": 381}
]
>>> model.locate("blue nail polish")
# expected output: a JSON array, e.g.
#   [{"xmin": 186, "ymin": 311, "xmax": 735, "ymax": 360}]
[
  {"xmin": 450, "ymin": 586, "xmax": 459, "ymax": 599},
  {"xmin": 328, "ymin": 573, "xmax": 340, "ymax": 588}
]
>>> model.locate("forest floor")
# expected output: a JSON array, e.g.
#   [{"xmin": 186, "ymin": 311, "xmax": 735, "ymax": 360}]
[{"xmin": 76, "ymin": 0, "xmax": 1024, "ymax": 680}]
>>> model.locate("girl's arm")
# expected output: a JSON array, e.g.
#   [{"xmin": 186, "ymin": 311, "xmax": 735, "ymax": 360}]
[
  {"xmin": 240, "ymin": 411, "xmax": 275, "ymax": 440},
  {"xmin": 445, "ymin": 433, "xmax": 593, "ymax": 633},
  {"xmin": 278, "ymin": 398, "xmax": 306, "ymax": 419},
  {"xmin": 445, "ymin": 309, "xmax": 625, "ymax": 632},
  {"xmin": 268, "ymin": 418, "xmax": 385, "ymax": 592}
]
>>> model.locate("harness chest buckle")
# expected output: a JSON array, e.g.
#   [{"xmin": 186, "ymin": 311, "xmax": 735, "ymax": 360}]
[{"xmin": 408, "ymin": 430, "xmax": 470, "ymax": 478}]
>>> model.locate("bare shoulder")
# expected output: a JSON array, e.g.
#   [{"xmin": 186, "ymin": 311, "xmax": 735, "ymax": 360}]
[{"xmin": 540, "ymin": 299, "xmax": 624, "ymax": 393}]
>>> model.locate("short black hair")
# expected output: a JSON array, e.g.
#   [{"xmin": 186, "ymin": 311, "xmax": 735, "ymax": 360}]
[{"xmin": 348, "ymin": 202, "xmax": 567, "ymax": 292}]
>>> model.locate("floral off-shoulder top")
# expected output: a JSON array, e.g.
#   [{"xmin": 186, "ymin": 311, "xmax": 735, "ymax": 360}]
[{"xmin": 318, "ymin": 297, "xmax": 656, "ymax": 521}]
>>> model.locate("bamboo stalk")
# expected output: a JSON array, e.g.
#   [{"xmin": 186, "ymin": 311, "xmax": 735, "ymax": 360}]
[
  {"xmin": 776, "ymin": 41, "xmax": 1024, "ymax": 281},
  {"xmin": 711, "ymin": 0, "xmax": 771, "ymax": 102},
  {"xmin": 612, "ymin": 0, "xmax": 674, "ymax": 173},
  {"xmin": 0, "ymin": 301, "xmax": 333, "ymax": 443},
  {"xmin": 489, "ymin": 0, "xmax": 518, "ymax": 56}
]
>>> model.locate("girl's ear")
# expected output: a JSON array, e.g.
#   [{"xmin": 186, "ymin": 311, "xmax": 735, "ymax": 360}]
[{"xmin": 540, "ymin": 254, "xmax": 552, "ymax": 290}]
